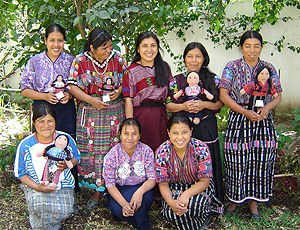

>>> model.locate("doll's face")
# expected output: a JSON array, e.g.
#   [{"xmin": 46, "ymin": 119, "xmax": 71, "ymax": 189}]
[
  {"xmin": 257, "ymin": 68, "xmax": 269, "ymax": 84},
  {"xmin": 55, "ymin": 135, "xmax": 68, "ymax": 150},
  {"xmin": 57, "ymin": 76, "xmax": 63, "ymax": 82},
  {"xmin": 187, "ymin": 72, "xmax": 200, "ymax": 87},
  {"xmin": 106, "ymin": 78, "xmax": 112, "ymax": 85}
]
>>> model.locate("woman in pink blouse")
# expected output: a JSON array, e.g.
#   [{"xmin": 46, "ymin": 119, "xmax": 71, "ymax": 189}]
[
  {"xmin": 155, "ymin": 113, "xmax": 223, "ymax": 230},
  {"xmin": 103, "ymin": 118, "xmax": 156, "ymax": 230}
]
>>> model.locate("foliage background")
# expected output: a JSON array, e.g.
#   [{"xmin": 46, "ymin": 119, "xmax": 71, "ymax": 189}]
[{"xmin": 1, "ymin": 0, "xmax": 300, "ymax": 86}]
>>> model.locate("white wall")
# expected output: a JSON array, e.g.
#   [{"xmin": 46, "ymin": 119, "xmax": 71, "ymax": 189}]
[{"xmin": 1, "ymin": 0, "xmax": 300, "ymax": 112}]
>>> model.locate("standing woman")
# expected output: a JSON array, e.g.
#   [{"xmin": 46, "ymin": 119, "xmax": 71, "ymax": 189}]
[
  {"xmin": 123, "ymin": 31, "xmax": 172, "ymax": 152},
  {"xmin": 14, "ymin": 103, "xmax": 80, "ymax": 229},
  {"xmin": 219, "ymin": 30, "xmax": 282, "ymax": 219},
  {"xmin": 20, "ymin": 23, "xmax": 79, "ymax": 192},
  {"xmin": 166, "ymin": 42, "xmax": 224, "ymax": 202},
  {"xmin": 68, "ymin": 28, "xmax": 127, "ymax": 210}
]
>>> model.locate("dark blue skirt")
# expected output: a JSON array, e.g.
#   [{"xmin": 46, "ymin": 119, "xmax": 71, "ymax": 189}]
[{"xmin": 105, "ymin": 183, "xmax": 154, "ymax": 230}]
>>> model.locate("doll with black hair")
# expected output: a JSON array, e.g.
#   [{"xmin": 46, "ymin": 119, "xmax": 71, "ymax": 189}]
[
  {"xmin": 38, "ymin": 134, "xmax": 74, "ymax": 188},
  {"xmin": 240, "ymin": 66, "xmax": 278, "ymax": 111},
  {"xmin": 85, "ymin": 76, "xmax": 119, "ymax": 102},
  {"xmin": 173, "ymin": 71, "xmax": 214, "ymax": 124},
  {"xmin": 50, "ymin": 75, "xmax": 67, "ymax": 100}
]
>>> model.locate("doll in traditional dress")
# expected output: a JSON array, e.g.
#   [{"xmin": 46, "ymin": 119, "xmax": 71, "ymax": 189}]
[
  {"xmin": 86, "ymin": 77, "xmax": 118, "ymax": 102},
  {"xmin": 173, "ymin": 71, "xmax": 214, "ymax": 124},
  {"xmin": 38, "ymin": 134, "xmax": 73, "ymax": 188},
  {"xmin": 50, "ymin": 75, "xmax": 67, "ymax": 100},
  {"xmin": 240, "ymin": 66, "xmax": 278, "ymax": 109}
]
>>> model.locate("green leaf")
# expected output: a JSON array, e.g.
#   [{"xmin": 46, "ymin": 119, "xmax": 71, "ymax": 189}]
[{"xmin": 98, "ymin": 10, "xmax": 110, "ymax": 19}]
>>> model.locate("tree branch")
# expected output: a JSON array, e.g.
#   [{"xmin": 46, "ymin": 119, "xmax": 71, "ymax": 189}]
[{"xmin": 73, "ymin": 0, "xmax": 86, "ymax": 39}]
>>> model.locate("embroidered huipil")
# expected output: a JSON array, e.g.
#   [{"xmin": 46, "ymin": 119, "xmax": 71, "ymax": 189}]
[
  {"xmin": 155, "ymin": 138, "xmax": 212, "ymax": 184},
  {"xmin": 103, "ymin": 142, "xmax": 156, "ymax": 187},
  {"xmin": 20, "ymin": 51, "xmax": 74, "ymax": 92},
  {"xmin": 219, "ymin": 58, "xmax": 282, "ymax": 104},
  {"xmin": 122, "ymin": 63, "xmax": 169, "ymax": 106}
]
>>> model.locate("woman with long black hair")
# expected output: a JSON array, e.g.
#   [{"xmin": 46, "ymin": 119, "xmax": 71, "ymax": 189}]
[{"xmin": 166, "ymin": 42, "xmax": 224, "ymax": 202}]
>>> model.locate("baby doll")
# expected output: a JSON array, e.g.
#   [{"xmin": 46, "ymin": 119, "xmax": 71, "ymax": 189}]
[
  {"xmin": 173, "ymin": 71, "xmax": 214, "ymax": 125},
  {"xmin": 240, "ymin": 66, "xmax": 278, "ymax": 110},
  {"xmin": 37, "ymin": 134, "xmax": 73, "ymax": 188},
  {"xmin": 50, "ymin": 75, "xmax": 67, "ymax": 100}
]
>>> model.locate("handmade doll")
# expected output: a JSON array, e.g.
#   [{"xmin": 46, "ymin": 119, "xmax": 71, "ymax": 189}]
[
  {"xmin": 86, "ymin": 77, "xmax": 118, "ymax": 102},
  {"xmin": 37, "ymin": 134, "xmax": 73, "ymax": 188},
  {"xmin": 173, "ymin": 71, "xmax": 214, "ymax": 124},
  {"xmin": 50, "ymin": 75, "xmax": 67, "ymax": 100},
  {"xmin": 240, "ymin": 66, "xmax": 278, "ymax": 110}
]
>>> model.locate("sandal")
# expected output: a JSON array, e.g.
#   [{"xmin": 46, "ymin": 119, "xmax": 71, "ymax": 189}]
[{"xmin": 86, "ymin": 197, "xmax": 100, "ymax": 210}]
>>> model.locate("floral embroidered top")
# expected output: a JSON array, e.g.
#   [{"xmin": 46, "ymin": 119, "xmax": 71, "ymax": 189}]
[
  {"xmin": 103, "ymin": 142, "xmax": 156, "ymax": 187},
  {"xmin": 20, "ymin": 51, "xmax": 74, "ymax": 92},
  {"xmin": 155, "ymin": 138, "xmax": 212, "ymax": 184},
  {"xmin": 68, "ymin": 50, "xmax": 127, "ymax": 97},
  {"xmin": 219, "ymin": 58, "xmax": 282, "ymax": 105}
]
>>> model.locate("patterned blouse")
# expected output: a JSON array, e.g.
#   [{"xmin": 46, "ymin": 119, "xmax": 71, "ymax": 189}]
[
  {"xmin": 103, "ymin": 142, "xmax": 156, "ymax": 187},
  {"xmin": 155, "ymin": 138, "xmax": 212, "ymax": 184},
  {"xmin": 68, "ymin": 51, "xmax": 127, "ymax": 94},
  {"xmin": 20, "ymin": 51, "xmax": 74, "ymax": 92},
  {"xmin": 219, "ymin": 57, "xmax": 282, "ymax": 105},
  {"xmin": 122, "ymin": 63, "xmax": 171, "ymax": 107}
]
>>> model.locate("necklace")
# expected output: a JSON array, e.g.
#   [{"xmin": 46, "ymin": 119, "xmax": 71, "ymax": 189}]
[{"xmin": 85, "ymin": 51, "xmax": 114, "ymax": 77}]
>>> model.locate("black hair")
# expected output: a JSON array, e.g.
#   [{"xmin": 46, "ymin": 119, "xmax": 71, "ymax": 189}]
[
  {"xmin": 51, "ymin": 75, "xmax": 66, "ymax": 84},
  {"xmin": 119, "ymin": 118, "xmax": 142, "ymax": 134},
  {"xmin": 239, "ymin": 30, "xmax": 263, "ymax": 47},
  {"xmin": 43, "ymin": 134, "xmax": 71, "ymax": 160},
  {"xmin": 132, "ymin": 31, "xmax": 170, "ymax": 87},
  {"xmin": 45, "ymin": 24, "xmax": 66, "ymax": 40},
  {"xmin": 32, "ymin": 103, "xmax": 56, "ymax": 123},
  {"xmin": 84, "ymin": 28, "xmax": 112, "ymax": 52},
  {"xmin": 167, "ymin": 113, "xmax": 193, "ymax": 131},
  {"xmin": 183, "ymin": 42, "xmax": 219, "ymax": 101},
  {"xmin": 255, "ymin": 66, "xmax": 272, "ymax": 94}
]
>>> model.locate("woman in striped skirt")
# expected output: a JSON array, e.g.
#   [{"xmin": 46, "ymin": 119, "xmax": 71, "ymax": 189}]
[
  {"xmin": 68, "ymin": 28, "xmax": 127, "ymax": 210},
  {"xmin": 155, "ymin": 114, "xmax": 223, "ymax": 229},
  {"xmin": 219, "ymin": 30, "xmax": 282, "ymax": 220}
]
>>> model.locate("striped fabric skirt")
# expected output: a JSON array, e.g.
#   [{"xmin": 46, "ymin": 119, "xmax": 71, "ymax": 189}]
[
  {"xmin": 162, "ymin": 181, "xmax": 223, "ymax": 230},
  {"xmin": 20, "ymin": 184, "xmax": 74, "ymax": 230},
  {"xmin": 77, "ymin": 98, "xmax": 125, "ymax": 192},
  {"xmin": 223, "ymin": 110, "xmax": 277, "ymax": 203},
  {"xmin": 192, "ymin": 113, "xmax": 224, "ymax": 203}
]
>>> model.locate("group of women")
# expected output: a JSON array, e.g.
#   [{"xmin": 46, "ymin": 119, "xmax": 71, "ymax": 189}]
[{"xmin": 14, "ymin": 22, "xmax": 282, "ymax": 230}]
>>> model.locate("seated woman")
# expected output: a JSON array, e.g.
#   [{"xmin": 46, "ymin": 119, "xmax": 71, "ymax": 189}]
[
  {"xmin": 14, "ymin": 103, "xmax": 80, "ymax": 230},
  {"xmin": 155, "ymin": 113, "xmax": 223, "ymax": 230},
  {"xmin": 103, "ymin": 118, "xmax": 156, "ymax": 230}
]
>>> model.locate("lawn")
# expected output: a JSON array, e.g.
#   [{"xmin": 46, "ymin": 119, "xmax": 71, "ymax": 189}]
[{"xmin": 0, "ymin": 171, "xmax": 299, "ymax": 229}]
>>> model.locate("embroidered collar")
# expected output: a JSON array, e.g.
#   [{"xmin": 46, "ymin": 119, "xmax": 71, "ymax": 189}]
[{"xmin": 84, "ymin": 50, "xmax": 115, "ymax": 69}]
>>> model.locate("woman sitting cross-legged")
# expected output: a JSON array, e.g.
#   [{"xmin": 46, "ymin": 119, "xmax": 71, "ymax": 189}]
[
  {"xmin": 103, "ymin": 118, "xmax": 156, "ymax": 230},
  {"xmin": 155, "ymin": 113, "xmax": 223, "ymax": 230}
]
